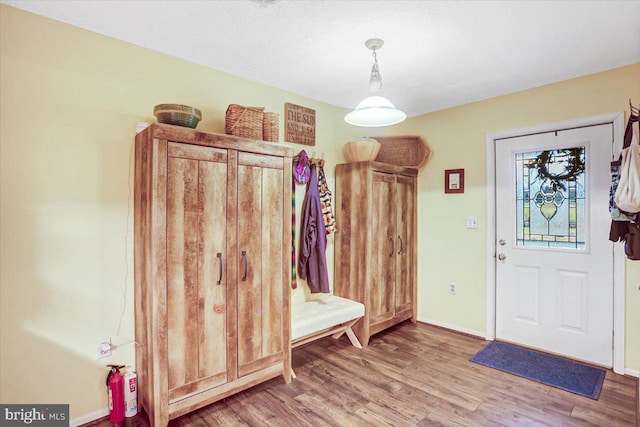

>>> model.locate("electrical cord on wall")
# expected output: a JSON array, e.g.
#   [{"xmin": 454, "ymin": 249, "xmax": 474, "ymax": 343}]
[{"xmin": 117, "ymin": 136, "xmax": 135, "ymax": 338}]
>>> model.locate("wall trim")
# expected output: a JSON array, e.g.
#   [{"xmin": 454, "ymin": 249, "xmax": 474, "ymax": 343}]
[
  {"xmin": 625, "ymin": 368, "xmax": 639, "ymax": 378},
  {"xmin": 485, "ymin": 111, "xmax": 626, "ymax": 374},
  {"xmin": 417, "ymin": 317, "xmax": 486, "ymax": 339},
  {"xmin": 70, "ymin": 408, "xmax": 108, "ymax": 427}
]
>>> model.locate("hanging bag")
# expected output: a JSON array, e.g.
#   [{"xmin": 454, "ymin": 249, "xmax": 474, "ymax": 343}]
[
  {"xmin": 614, "ymin": 120, "xmax": 640, "ymax": 213},
  {"xmin": 610, "ymin": 114, "xmax": 639, "ymax": 220}
]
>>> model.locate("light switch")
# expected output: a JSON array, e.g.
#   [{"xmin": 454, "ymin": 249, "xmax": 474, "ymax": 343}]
[{"xmin": 466, "ymin": 217, "xmax": 478, "ymax": 229}]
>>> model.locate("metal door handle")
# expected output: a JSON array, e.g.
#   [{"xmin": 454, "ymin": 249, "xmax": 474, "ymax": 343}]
[
  {"xmin": 216, "ymin": 253, "xmax": 222, "ymax": 285},
  {"xmin": 242, "ymin": 250, "xmax": 248, "ymax": 281},
  {"xmin": 397, "ymin": 235, "xmax": 403, "ymax": 254},
  {"xmin": 389, "ymin": 237, "xmax": 394, "ymax": 257},
  {"xmin": 498, "ymin": 253, "xmax": 507, "ymax": 261}
]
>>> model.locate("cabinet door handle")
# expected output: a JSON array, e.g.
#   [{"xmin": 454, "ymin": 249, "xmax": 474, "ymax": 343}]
[
  {"xmin": 398, "ymin": 235, "xmax": 403, "ymax": 255},
  {"xmin": 216, "ymin": 253, "xmax": 223, "ymax": 285},
  {"xmin": 389, "ymin": 237, "xmax": 394, "ymax": 257},
  {"xmin": 241, "ymin": 250, "xmax": 248, "ymax": 282}
]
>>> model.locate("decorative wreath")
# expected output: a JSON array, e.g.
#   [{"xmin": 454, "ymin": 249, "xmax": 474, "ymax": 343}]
[{"xmin": 531, "ymin": 148, "xmax": 585, "ymax": 191}]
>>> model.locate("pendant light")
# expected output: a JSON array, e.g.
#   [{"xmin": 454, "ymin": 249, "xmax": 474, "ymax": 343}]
[{"xmin": 344, "ymin": 38, "xmax": 406, "ymax": 127}]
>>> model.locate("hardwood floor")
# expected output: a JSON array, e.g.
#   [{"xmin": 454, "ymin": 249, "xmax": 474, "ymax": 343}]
[{"xmin": 88, "ymin": 322, "xmax": 638, "ymax": 427}]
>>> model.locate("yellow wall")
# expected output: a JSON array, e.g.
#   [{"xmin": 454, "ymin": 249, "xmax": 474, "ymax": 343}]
[
  {"xmin": 1, "ymin": 4, "xmax": 638, "ymax": 423},
  {"xmin": 394, "ymin": 63, "xmax": 640, "ymax": 371},
  {"xmin": 0, "ymin": 5, "xmax": 362, "ymax": 421}
]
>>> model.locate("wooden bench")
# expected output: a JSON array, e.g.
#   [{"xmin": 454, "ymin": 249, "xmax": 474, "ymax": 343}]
[{"xmin": 290, "ymin": 295, "xmax": 365, "ymax": 378}]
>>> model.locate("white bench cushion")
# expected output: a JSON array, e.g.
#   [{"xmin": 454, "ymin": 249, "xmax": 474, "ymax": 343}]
[{"xmin": 291, "ymin": 295, "xmax": 365, "ymax": 341}]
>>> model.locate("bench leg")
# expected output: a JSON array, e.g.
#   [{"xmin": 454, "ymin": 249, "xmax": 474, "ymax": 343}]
[
  {"xmin": 330, "ymin": 319, "xmax": 362, "ymax": 348},
  {"xmin": 329, "ymin": 318, "xmax": 363, "ymax": 349},
  {"xmin": 331, "ymin": 329, "xmax": 346, "ymax": 340},
  {"xmin": 345, "ymin": 327, "xmax": 363, "ymax": 349},
  {"xmin": 331, "ymin": 318, "xmax": 359, "ymax": 340},
  {"xmin": 291, "ymin": 368, "xmax": 297, "ymax": 380}
]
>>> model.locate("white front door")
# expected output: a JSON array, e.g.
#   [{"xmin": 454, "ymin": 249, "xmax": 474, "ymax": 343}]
[{"xmin": 495, "ymin": 123, "xmax": 613, "ymax": 367}]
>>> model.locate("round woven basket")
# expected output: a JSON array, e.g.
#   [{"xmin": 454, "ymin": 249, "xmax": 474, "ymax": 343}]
[
  {"xmin": 344, "ymin": 138, "xmax": 381, "ymax": 162},
  {"xmin": 153, "ymin": 104, "xmax": 202, "ymax": 129}
]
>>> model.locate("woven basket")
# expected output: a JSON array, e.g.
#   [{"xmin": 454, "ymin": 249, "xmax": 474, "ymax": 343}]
[
  {"xmin": 263, "ymin": 112, "xmax": 279, "ymax": 142},
  {"xmin": 225, "ymin": 104, "xmax": 264, "ymax": 140},
  {"xmin": 372, "ymin": 135, "xmax": 431, "ymax": 169}
]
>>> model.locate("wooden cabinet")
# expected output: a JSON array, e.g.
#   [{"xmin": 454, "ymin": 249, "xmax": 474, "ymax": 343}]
[
  {"xmin": 134, "ymin": 124, "xmax": 293, "ymax": 426},
  {"xmin": 334, "ymin": 161, "xmax": 417, "ymax": 347}
]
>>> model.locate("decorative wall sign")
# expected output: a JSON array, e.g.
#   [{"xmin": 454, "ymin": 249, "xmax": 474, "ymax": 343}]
[
  {"xmin": 445, "ymin": 169, "xmax": 464, "ymax": 194},
  {"xmin": 285, "ymin": 102, "xmax": 316, "ymax": 146}
]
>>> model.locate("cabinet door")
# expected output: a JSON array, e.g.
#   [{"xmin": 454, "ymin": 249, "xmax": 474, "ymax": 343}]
[
  {"xmin": 166, "ymin": 143, "xmax": 229, "ymax": 401},
  {"xmin": 370, "ymin": 171, "xmax": 397, "ymax": 325},
  {"xmin": 394, "ymin": 175, "xmax": 415, "ymax": 315},
  {"xmin": 236, "ymin": 152, "xmax": 285, "ymax": 378}
]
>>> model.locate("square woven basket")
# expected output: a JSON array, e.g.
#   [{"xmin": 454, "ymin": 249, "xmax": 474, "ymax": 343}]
[
  {"xmin": 225, "ymin": 104, "xmax": 264, "ymax": 140},
  {"xmin": 263, "ymin": 112, "xmax": 279, "ymax": 142}
]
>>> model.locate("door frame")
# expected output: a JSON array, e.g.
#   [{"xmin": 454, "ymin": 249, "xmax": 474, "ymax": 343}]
[{"xmin": 485, "ymin": 112, "xmax": 625, "ymax": 374}]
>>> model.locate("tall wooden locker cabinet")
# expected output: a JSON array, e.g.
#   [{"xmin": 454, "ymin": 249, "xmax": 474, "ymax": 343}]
[
  {"xmin": 334, "ymin": 161, "xmax": 418, "ymax": 347},
  {"xmin": 134, "ymin": 123, "xmax": 293, "ymax": 426}
]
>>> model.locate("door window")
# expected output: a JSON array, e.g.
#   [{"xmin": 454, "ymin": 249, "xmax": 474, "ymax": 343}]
[{"xmin": 515, "ymin": 146, "xmax": 586, "ymax": 249}]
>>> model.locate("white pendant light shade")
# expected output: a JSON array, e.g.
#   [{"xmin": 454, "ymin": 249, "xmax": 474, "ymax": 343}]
[
  {"xmin": 344, "ymin": 95, "xmax": 407, "ymax": 127},
  {"xmin": 345, "ymin": 38, "xmax": 406, "ymax": 128}
]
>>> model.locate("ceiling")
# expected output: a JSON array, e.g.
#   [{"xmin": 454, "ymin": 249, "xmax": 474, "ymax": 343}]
[{"xmin": 4, "ymin": 0, "xmax": 640, "ymax": 118}]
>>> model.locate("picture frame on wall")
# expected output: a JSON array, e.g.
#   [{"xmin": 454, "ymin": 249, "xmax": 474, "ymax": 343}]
[
  {"xmin": 445, "ymin": 169, "xmax": 464, "ymax": 194},
  {"xmin": 284, "ymin": 102, "xmax": 316, "ymax": 146}
]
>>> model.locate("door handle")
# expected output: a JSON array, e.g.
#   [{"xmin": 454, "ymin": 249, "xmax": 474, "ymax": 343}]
[
  {"xmin": 389, "ymin": 237, "xmax": 394, "ymax": 257},
  {"xmin": 216, "ymin": 253, "xmax": 222, "ymax": 285},
  {"xmin": 499, "ymin": 239, "xmax": 506, "ymax": 246},
  {"xmin": 498, "ymin": 253, "xmax": 507, "ymax": 261},
  {"xmin": 241, "ymin": 250, "xmax": 248, "ymax": 281},
  {"xmin": 397, "ymin": 235, "xmax": 403, "ymax": 254}
]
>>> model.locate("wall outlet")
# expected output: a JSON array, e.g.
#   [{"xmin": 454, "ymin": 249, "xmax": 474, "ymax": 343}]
[
  {"xmin": 449, "ymin": 282, "xmax": 456, "ymax": 295},
  {"xmin": 98, "ymin": 338, "xmax": 112, "ymax": 359},
  {"xmin": 466, "ymin": 217, "xmax": 478, "ymax": 229}
]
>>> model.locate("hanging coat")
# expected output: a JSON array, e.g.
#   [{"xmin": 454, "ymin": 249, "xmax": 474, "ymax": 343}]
[
  {"xmin": 609, "ymin": 111, "xmax": 639, "ymax": 243},
  {"xmin": 317, "ymin": 165, "xmax": 338, "ymax": 235},
  {"xmin": 297, "ymin": 164, "xmax": 330, "ymax": 294}
]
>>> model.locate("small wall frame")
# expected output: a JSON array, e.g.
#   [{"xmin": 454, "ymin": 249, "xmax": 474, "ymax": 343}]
[{"xmin": 445, "ymin": 169, "xmax": 464, "ymax": 194}]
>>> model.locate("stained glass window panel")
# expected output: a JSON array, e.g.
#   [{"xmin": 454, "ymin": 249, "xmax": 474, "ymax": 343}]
[{"xmin": 515, "ymin": 147, "xmax": 586, "ymax": 249}]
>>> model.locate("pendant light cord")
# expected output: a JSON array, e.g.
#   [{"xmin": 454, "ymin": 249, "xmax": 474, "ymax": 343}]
[{"xmin": 369, "ymin": 48, "xmax": 382, "ymax": 93}]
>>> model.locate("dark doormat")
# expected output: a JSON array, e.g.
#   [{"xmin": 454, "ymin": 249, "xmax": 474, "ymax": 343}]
[{"xmin": 470, "ymin": 341, "xmax": 606, "ymax": 399}]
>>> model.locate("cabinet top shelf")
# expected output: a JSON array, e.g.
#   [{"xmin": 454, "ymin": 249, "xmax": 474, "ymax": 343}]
[{"xmin": 139, "ymin": 123, "xmax": 294, "ymax": 158}]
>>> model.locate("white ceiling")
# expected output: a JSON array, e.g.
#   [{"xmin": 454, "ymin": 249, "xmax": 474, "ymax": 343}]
[{"xmin": 4, "ymin": 0, "xmax": 640, "ymax": 117}]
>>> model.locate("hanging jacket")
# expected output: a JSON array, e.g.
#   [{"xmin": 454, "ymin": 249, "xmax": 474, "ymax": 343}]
[
  {"xmin": 609, "ymin": 111, "xmax": 639, "ymax": 243},
  {"xmin": 317, "ymin": 165, "xmax": 338, "ymax": 235},
  {"xmin": 297, "ymin": 164, "xmax": 330, "ymax": 294}
]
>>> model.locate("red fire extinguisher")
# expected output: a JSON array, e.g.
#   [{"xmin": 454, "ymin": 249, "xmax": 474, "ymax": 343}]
[{"xmin": 106, "ymin": 365, "xmax": 125, "ymax": 423}]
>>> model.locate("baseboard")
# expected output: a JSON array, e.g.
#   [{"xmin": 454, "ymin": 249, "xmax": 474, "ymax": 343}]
[
  {"xmin": 624, "ymin": 368, "xmax": 639, "ymax": 378},
  {"xmin": 70, "ymin": 408, "xmax": 108, "ymax": 427},
  {"xmin": 417, "ymin": 317, "xmax": 486, "ymax": 339}
]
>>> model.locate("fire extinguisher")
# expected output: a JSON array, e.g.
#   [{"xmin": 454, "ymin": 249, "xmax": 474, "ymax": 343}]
[
  {"xmin": 123, "ymin": 369, "xmax": 138, "ymax": 418},
  {"xmin": 106, "ymin": 365, "xmax": 125, "ymax": 424}
]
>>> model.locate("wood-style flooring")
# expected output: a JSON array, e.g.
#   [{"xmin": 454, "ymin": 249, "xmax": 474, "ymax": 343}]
[{"xmin": 88, "ymin": 322, "xmax": 638, "ymax": 427}]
